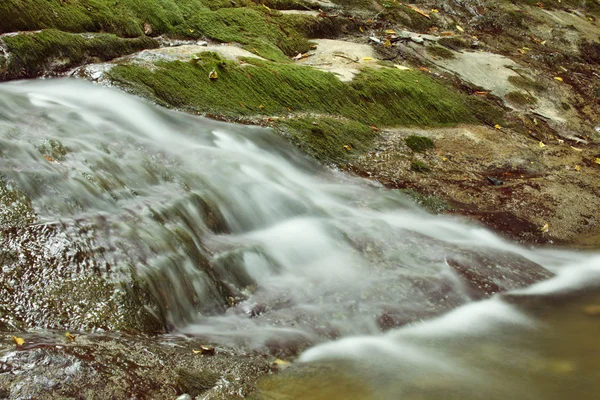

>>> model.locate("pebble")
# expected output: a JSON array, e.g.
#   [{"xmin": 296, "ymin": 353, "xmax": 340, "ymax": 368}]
[
  {"xmin": 410, "ymin": 36, "xmax": 424, "ymax": 44},
  {"xmin": 196, "ymin": 41, "xmax": 208, "ymax": 47},
  {"xmin": 176, "ymin": 394, "xmax": 192, "ymax": 400}
]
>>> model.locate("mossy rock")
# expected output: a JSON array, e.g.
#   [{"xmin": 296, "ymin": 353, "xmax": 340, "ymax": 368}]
[
  {"xmin": 108, "ymin": 53, "xmax": 479, "ymax": 125},
  {"xmin": 1, "ymin": 29, "xmax": 159, "ymax": 80},
  {"xmin": 438, "ymin": 37, "xmax": 469, "ymax": 51},
  {"xmin": 505, "ymin": 91, "xmax": 538, "ymax": 107},
  {"xmin": 0, "ymin": 0, "xmax": 238, "ymax": 37},
  {"xmin": 426, "ymin": 45, "xmax": 455, "ymax": 59},
  {"xmin": 507, "ymin": 75, "xmax": 546, "ymax": 92},
  {"xmin": 405, "ymin": 135, "xmax": 435, "ymax": 152},
  {"xmin": 276, "ymin": 117, "xmax": 375, "ymax": 164},
  {"xmin": 410, "ymin": 160, "xmax": 430, "ymax": 172}
]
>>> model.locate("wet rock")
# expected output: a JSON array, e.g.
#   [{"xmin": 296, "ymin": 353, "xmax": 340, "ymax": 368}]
[
  {"xmin": 0, "ymin": 179, "xmax": 164, "ymax": 333},
  {"xmin": 446, "ymin": 248, "xmax": 553, "ymax": 300},
  {"xmin": 410, "ymin": 36, "xmax": 424, "ymax": 44},
  {"xmin": 0, "ymin": 332, "xmax": 272, "ymax": 399},
  {"xmin": 487, "ymin": 176, "xmax": 504, "ymax": 186}
]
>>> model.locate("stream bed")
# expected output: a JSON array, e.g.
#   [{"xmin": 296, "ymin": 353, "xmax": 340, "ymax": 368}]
[{"xmin": 0, "ymin": 79, "xmax": 598, "ymax": 399}]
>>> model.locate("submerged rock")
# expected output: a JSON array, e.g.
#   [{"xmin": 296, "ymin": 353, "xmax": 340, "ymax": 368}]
[{"xmin": 0, "ymin": 179, "xmax": 163, "ymax": 333}]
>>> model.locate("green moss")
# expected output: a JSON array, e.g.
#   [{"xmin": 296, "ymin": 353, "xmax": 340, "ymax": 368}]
[
  {"xmin": 507, "ymin": 75, "xmax": 546, "ymax": 92},
  {"xmin": 505, "ymin": 91, "xmax": 538, "ymax": 106},
  {"xmin": 405, "ymin": 135, "xmax": 435, "ymax": 152},
  {"xmin": 175, "ymin": 8, "xmax": 333, "ymax": 61},
  {"xmin": 465, "ymin": 96, "xmax": 506, "ymax": 126},
  {"xmin": 0, "ymin": 0, "xmax": 242, "ymax": 37},
  {"xmin": 2, "ymin": 29, "xmax": 158, "ymax": 79},
  {"xmin": 108, "ymin": 52, "xmax": 479, "ymax": 128},
  {"xmin": 426, "ymin": 45, "xmax": 455, "ymax": 59},
  {"xmin": 399, "ymin": 188, "xmax": 451, "ymax": 213},
  {"xmin": 330, "ymin": 0, "xmax": 377, "ymax": 10},
  {"xmin": 276, "ymin": 117, "xmax": 375, "ymax": 164},
  {"xmin": 438, "ymin": 37, "xmax": 469, "ymax": 51},
  {"xmin": 410, "ymin": 160, "xmax": 430, "ymax": 172},
  {"xmin": 258, "ymin": 0, "xmax": 317, "ymax": 10}
]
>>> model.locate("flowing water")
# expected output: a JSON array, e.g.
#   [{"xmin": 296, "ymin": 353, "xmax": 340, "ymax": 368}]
[{"xmin": 0, "ymin": 79, "xmax": 599, "ymax": 399}]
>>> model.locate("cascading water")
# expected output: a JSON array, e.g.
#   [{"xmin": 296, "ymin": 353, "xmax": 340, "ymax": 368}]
[{"xmin": 0, "ymin": 79, "xmax": 598, "ymax": 399}]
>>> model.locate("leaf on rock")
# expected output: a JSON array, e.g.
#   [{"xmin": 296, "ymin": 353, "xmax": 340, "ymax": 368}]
[{"xmin": 12, "ymin": 336, "xmax": 24, "ymax": 346}]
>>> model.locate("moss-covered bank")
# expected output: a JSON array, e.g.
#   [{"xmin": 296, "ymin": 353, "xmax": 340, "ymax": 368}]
[
  {"xmin": 1, "ymin": 29, "xmax": 159, "ymax": 80},
  {"xmin": 110, "ymin": 52, "xmax": 477, "ymax": 118}
]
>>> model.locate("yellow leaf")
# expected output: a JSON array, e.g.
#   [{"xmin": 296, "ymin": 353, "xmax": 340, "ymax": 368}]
[
  {"xmin": 384, "ymin": 29, "xmax": 396, "ymax": 34},
  {"xmin": 494, "ymin": 124, "xmax": 502, "ymax": 130},
  {"xmin": 362, "ymin": 57, "xmax": 373, "ymax": 61},
  {"xmin": 383, "ymin": 39, "xmax": 392, "ymax": 48},
  {"xmin": 273, "ymin": 358, "xmax": 291, "ymax": 368},
  {"xmin": 431, "ymin": 8, "xmax": 439, "ymax": 13},
  {"xmin": 522, "ymin": 47, "xmax": 531, "ymax": 51},
  {"xmin": 344, "ymin": 145, "xmax": 352, "ymax": 151},
  {"xmin": 540, "ymin": 40, "xmax": 546, "ymax": 45},
  {"xmin": 456, "ymin": 25, "xmax": 464, "ymax": 32},
  {"xmin": 208, "ymin": 68, "xmax": 218, "ymax": 80},
  {"xmin": 394, "ymin": 65, "xmax": 411, "ymax": 70},
  {"xmin": 259, "ymin": 104, "xmax": 265, "ymax": 110},
  {"xmin": 539, "ymin": 141, "xmax": 546, "ymax": 148},
  {"xmin": 594, "ymin": 158, "xmax": 600, "ymax": 165},
  {"xmin": 554, "ymin": 76, "xmax": 563, "ymax": 82},
  {"xmin": 540, "ymin": 223, "xmax": 549, "ymax": 233},
  {"xmin": 12, "ymin": 336, "xmax": 24, "ymax": 346},
  {"xmin": 575, "ymin": 165, "xmax": 581, "ymax": 171},
  {"xmin": 188, "ymin": 29, "xmax": 194, "ymax": 33},
  {"xmin": 442, "ymin": 157, "xmax": 448, "ymax": 161},
  {"xmin": 65, "ymin": 332, "xmax": 76, "ymax": 342},
  {"xmin": 359, "ymin": 26, "xmax": 364, "ymax": 33},
  {"xmin": 193, "ymin": 345, "xmax": 215, "ymax": 355},
  {"xmin": 262, "ymin": 4, "xmax": 271, "ymax": 11}
]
